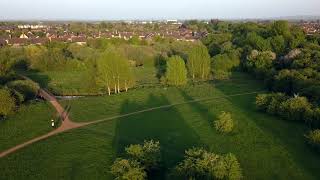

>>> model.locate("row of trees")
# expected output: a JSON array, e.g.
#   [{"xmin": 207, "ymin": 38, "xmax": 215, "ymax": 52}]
[
  {"xmin": 111, "ymin": 140, "xmax": 242, "ymax": 180},
  {"xmin": 95, "ymin": 50, "xmax": 135, "ymax": 95},
  {"xmin": 162, "ymin": 43, "xmax": 213, "ymax": 86}
]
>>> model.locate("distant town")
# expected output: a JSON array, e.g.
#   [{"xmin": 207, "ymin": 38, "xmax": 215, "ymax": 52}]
[{"xmin": 1, "ymin": 19, "xmax": 319, "ymax": 47}]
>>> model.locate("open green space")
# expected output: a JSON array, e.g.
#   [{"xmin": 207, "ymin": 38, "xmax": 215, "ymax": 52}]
[
  {"xmin": 0, "ymin": 101, "xmax": 55, "ymax": 152},
  {"xmin": 1, "ymin": 72, "xmax": 320, "ymax": 180}
]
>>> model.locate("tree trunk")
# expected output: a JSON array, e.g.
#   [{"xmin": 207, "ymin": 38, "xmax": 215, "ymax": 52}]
[
  {"xmin": 125, "ymin": 80, "xmax": 128, "ymax": 92},
  {"xmin": 114, "ymin": 83, "xmax": 117, "ymax": 94},
  {"xmin": 117, "ymin": 76, "xmax": 120, "ymax": 93},
  {"xmin": 107, "ymin": 86, "xmax": 111, "ymax": 96}
]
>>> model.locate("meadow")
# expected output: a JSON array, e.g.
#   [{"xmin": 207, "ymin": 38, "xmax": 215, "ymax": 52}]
[{"xmin": 1, "ymin": 72, "xmax": 320, "ymax": 180}]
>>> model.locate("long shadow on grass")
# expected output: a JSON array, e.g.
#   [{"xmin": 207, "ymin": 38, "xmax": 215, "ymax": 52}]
[
  {"xmin": 215, "ymin": 81, "xmax": 320, "ymax": 179},
  {"xmin": 112, "ymin": 93, "xmax": 203, "ymax": 179},
  {"xmin": 178, "ymin": 88, "xmax": 218, "ymax": 125},
  {"xmin": 20, "ymin": 69, "xmax": 51, "ymax": 88}
]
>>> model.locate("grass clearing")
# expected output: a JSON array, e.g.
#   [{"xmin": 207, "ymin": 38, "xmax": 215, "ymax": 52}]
[
  {"xmin": 0, "ymin": 101, "xmax": 55, "ymax": 152},
  {"xmin": 1, "ymin": 72, "xmax": 320, "ymax": 180}
]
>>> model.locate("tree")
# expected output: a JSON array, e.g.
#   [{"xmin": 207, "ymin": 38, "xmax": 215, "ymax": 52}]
[
  {"xmin": 224, "ymin": 153, "xmax": 243, "ymax": 180},
  {"xmin": 95, "ymin": 50, "xmax": 135, "ymax": 95},
  {"xmin": 187, "ymin": 44, "xmax": 211, "ymax": 80},
  {"xmin": 165, "ymin": 56, "xmax": 187, "ymax": 86},
  {"xmin": 111, "ymin": 159, "xmax": 146, "ymax": 180},
  {"xmin": 125, "ymin": 140, "xmax": 161, "ymax": 170},
  {"xmin": 270, "ymin": 36, "xmax": 286, "ymax": 55},
  {"xmin": 0, "ymin": 88, "xmax": 15, "ymax": 117},
  {"xmin": 279, "ymin": 96, "xmax": 313, "ymax": 122},
  {"xmin": 272, "ymin": 20, "xmax": 290, "ymax": 37},
  {"xmin": 214, "ymin": 111, "xmax": 234, "ymax": 133},
  {"xmin": 212, "ymin": 51, "xmax": 240, "ymax": 80},
  {"xmin": 174, "ymin": 148, "xmax": 242, "ymax": 180}
]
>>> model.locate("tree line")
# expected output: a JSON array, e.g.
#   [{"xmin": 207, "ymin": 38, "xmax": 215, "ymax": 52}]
[{"xmin": 200, "ymin": 20, "xmax": 320, "ymax": 152}]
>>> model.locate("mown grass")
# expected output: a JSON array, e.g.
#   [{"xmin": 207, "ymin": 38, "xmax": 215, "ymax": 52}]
[
  {"xmin": 21, "ymin": 70, "xmax": 97, "ymax": 95},
  {"xmin": 1, "ymin": 72, "xmax": 320, "ymax": 180},
  {"xmin": 0, "ymin": 101, "xmax": 55, "ymax": 152}
]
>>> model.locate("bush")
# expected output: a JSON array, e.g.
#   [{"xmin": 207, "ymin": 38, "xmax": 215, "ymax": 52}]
[
  {"xmin": 214, "ymin": 111, "xmax": 234, "ymax": 133},
  {"xmin": 279, "ymin": 96, "xmax": 312, "ymax": 122},
  {"xmin": 125, "ymin": 140, "xmax": 161, "ymax": 170},
  {"xmin": 111, "ymin": 140, "xmax": 161, "ymax": 180},
  {"xmin": 174, "ymin": 148, "xmax": 242, "ymax": 180},
  {"xmin": 0, "ymin": 88, "xmax": 16, "ymax": 117},
  {"xmin": 111, "ymin": 158, "xmax": 146, "ymax": 180},
  {"xmin": 7, "ymin": 80, "xmax": 40, "ymax": 101},
  {"xmin": 305, "ymin": 129, "xmax": 320, "ymax": 151},
  {"xmin": 266, "ymin": 93, "xmax": 289, "ymax": 115},
  {"xmin": 256, "ymin": 93, "xmax": 288, "ymax": 113},
  {"xmin": 255, "ymin": 94, "xmax": 272, "ymax": 111}
]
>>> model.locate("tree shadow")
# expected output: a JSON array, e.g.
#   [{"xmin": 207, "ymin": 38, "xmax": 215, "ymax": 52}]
[
  {"xmin": 112, "ymin": 93, "xmax": 203, "ymax": 179},
  {"xmin": 19, "ymin": 69, "xmax": 51, "ymax": 88},
  {"xmin": 214, "ymin": 79, "xmax": 320, "ymax": 179},
  {"xmin": 178, "ymin": 88, "xmax": 218, "ymax": 126}
]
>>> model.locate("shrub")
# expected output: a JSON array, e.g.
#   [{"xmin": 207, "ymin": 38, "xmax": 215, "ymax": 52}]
[
  {"xmin": 174, "ymin": 148, "xmax": 242, "ymax": 180},
  {"xmin": 255, "ymin": 93, "xmax": 288, "ymax": 113},
  {"xmin": 266, "ymin": 93, "xmax": 289, "ymax": 115},
  {"xmin": 111, "ymin": 158, "xmax": 146, "ymax": 180},
  {"xmin": 111, "ymin": 140, "xmax": 161, "ymax": 180},
  {"xmin": 215, "ymin": 111, "xmax": 234, "ymax": 133},
  {"xmin": 7, "ymin": 80, "xmax": 40, "ymax": 101},
  {"xmin": 224, "ymin": 153, "xmax": 243, "ymax": 180},
  {"xmin": 125, "ymin": 140, "xmax": 161, "ymax": 170},
  {"xmin": 305, "ymin": 129, "xmax": 320, "ymax": 151},
  {"xmin": 279, "ymin": 96, "xmax": 312, "ymax": 122},
  {"xmin": 255, "ymin": 94, "xmax": 272, "ymax": 111},
  {"xmin": 0, "ymin": 88, "xmax": 16, "ymax": 117}
]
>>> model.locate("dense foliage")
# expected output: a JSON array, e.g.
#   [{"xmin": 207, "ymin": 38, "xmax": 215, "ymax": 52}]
[
  {"xmin": 165, "ymin": 56, "xmax": 188, "ymax": 86},
  {"xmin": 174, "ymin": 148, "xmax": 242, "ymax": 180},
  {"xmin": 111, "ymin": 140, "xmax": 161, "ymax": 180},
  {"xmin": 214, "ymin": 111, "xmax": 234, "ymax": 133}
]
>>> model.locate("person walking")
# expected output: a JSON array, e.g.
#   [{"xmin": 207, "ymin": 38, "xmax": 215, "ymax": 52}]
[{"xmin": 51, "ymin": 119, "xmax": 55, "ymax": 128}]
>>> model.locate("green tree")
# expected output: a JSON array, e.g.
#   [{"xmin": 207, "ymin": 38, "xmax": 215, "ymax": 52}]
[
  {"xmin": 174, "ymin": 148, "xmax": 242, "ymax": 180},
  {"xmin": 270, "ymin": 35, "xmax": 286, "ymax": 55},
  {"xmin": 224, "ymin": 153, "xmax": 243, "ymax": 180},
  {"xmin": 125, "ymin": 140, "xmax": 161, "ymax": 170},
  {"xmin": 0, "ymin": 88, "xmax": 15, "ymax": 117},
  {"xmin": 95, "ymin": 50, "xmax": 135, "ymax": 95},
  {"xmin": 212, "ymin": 51, "xmax": 240, "ymax": 80},
  {"xmin": 214, "ymin": 111, "xmax": 234, "ymax": 133},
  {"xmin": 111, "ymin": 159, "xmax": 146, "ymax": 180},
  {"xmin": 165, "ymin": 56, "xmax": 187, "ymax": 86},
  {"xmin": 279, "ymin": 96, "xmax": 312, "ymax": 122},
  {"xmin": 187, "ymin": 44, "xmax": 211, "ymax": 80}
]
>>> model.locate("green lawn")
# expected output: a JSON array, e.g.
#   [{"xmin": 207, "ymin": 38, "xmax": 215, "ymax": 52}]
[
  {"xmin": 0, "ymin": 101, "xmax": 55, "ymax": 152},
  {"xmin": 21, "ymin": 70, "xmax": 98, "ymax": 95},
  {"xmin": 1, "ymin": 72, "xmax": 320, "ymax": 180}
]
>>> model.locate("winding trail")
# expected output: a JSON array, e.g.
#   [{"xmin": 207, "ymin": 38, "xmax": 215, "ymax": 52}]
[{"xmin": 0, "ymin": 88, "xmax": 265, "ymax": 158}]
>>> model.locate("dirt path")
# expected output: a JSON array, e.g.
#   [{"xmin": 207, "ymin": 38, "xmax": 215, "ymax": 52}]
[{"xmin": 0, "ymin": 89, "xmax": 264, "ymax": 158}]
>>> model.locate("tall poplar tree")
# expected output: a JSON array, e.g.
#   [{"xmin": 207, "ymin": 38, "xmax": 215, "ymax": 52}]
[
  {"xmin": 165, "ymin": 56, "xmax": 187, "ymax": 86},
  {"xmin": 187, "ymin": 44, "xmax": 211, "ymax": 80}
]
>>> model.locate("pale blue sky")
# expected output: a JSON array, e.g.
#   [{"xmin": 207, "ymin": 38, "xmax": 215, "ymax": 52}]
[{"xmin": 0, "ymin": 0, "xmax": 319, "ymax": 20}]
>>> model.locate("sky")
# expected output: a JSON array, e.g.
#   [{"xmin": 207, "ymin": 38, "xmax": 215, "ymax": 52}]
[{"xmin": 0, "ymin": 0, "xmax": 319, "ymax": 20}]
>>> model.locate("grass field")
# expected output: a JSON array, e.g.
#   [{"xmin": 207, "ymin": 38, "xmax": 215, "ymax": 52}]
[
  {"xmin": 0, "ymin": 101, "xmax": 55, "ymax": 152},
  {"xmin": 1, "ymin": 72, "xmax": 320, "ymax": 180},
  {"xmin": 21, "ymin": 64, "xmax": 159, "ymax": 96}
]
